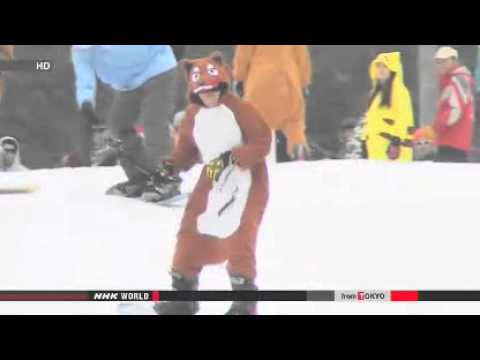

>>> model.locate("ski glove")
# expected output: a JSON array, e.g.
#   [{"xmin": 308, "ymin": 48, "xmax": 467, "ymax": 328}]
[
  {"xmin": 206, "ymin": 151, "xmax": 234, "ymax": 182},
  {"xmin": 81, "ymin": 102, "xmax": 101, "ymax": 126}
]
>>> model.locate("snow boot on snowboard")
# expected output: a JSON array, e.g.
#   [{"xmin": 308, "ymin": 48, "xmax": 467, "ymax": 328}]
[
  {"xmin": 153, "ymin": 273, "xmax": 200, "ymax": 315},
  {"xmin": 225, "ymin": 274, "xmax": 258, "ymax": 316},
  {"xmin": 102, "ymin": 138, "xmax": 147, "ymax": 197},
  {"xmin": 142, "ymin": 163, "xmax": 182, "ymax": 203}
]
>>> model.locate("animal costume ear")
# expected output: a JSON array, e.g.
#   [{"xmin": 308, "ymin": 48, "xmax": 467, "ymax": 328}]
[
  {"xmin": 209, "ymin": 51, "xmax": 224, "ymax": 65},
  {"xmin": 179, "ymin": 59, "xmax": 194, "ymax": 79}
]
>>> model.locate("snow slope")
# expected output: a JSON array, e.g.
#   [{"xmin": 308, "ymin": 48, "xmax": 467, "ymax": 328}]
[{"xmin": 2, "ymin": 160, "xmax": 480, "ymax": 315}]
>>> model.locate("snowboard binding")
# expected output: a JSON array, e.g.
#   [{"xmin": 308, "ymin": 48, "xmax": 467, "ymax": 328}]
[
  {"xmin": 141, "ymin": 161, "xmax": 182, "ymax": 203},
  {"xmin": 104, "ymin": 141, "xmax": 183, "ymax": 203}
]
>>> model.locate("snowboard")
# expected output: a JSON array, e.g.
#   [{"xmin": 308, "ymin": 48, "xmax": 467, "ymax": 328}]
[
  {"xmin": 0, "ymin": 185, "xmax": 38, "ymax": 194},
  {"xmin": 148, "ymin": 192, "xmax": 191, "ymax": 208},
  {"xmin": 108, "ymin": 191, "xmax": 191, "ymax": 208}
]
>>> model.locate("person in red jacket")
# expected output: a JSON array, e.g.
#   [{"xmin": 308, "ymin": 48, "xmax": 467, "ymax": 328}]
[{"xmin": 431, "ymin": 47, "xmax": 476, "ymax": 162}]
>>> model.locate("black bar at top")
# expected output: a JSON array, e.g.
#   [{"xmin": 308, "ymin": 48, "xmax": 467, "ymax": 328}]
[{"xmin": 419, "ymin": 291, "xmax": 480, "ymax": 301}]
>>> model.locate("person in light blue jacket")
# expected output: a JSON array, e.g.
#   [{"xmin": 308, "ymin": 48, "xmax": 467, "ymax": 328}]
[{"xmin": 72, "ymin": 45, "xmax": 180, "ymax": 201}]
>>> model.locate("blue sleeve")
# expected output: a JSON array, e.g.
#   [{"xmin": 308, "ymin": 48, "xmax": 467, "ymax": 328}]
[
  {"xmin": 71, "ymin": 47, "xmax": 97, "ymax": 108},
  {"xmin": 151, "ymin": 45, "xmax": 177, "ymax": 63}
]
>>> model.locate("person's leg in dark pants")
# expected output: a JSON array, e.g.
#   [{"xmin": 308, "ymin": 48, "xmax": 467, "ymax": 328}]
[
  {"xmin": 139, "ymin": 68, "xmax": 183, "ymax": 203},
  {"xmin": 140, "ymin": 68, "xmax": 178, "ymax": 168},
  {"xmin": 435, "ymin": 146, "xmax": 468, "ymax": 163},
  {"xmin": 106, "ymin": 87, "xmax": 150, "ymax": 197},
  {"xmin": 275, "ymin": 131, "xmax": 290, "ymax": 163}
]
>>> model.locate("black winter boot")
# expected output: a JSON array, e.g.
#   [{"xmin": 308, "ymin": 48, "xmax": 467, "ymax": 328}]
[
  {"xmin": 104, "ymin": 137, "xmax": 149, "ymax": 197},
  {"xmin": 153, "ymin": 273, "xmax": 200, "ymax": 315},
  {"xmin": 225, "ymin": 274, "xmax": 258, "ymax": 316}
]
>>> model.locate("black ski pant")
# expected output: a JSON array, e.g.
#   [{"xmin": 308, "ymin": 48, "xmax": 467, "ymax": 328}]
[{"xmin": 108, "ymin": 68, "xmax": 177, "ymax": 181}]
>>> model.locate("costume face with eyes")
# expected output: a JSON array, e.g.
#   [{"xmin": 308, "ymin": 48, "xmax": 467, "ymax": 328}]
[{"xmin": 180, "ymin": 51, "xmax": 232, "ymax": 107}]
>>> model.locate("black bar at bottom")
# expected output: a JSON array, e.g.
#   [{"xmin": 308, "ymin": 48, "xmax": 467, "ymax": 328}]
[
  {"xmin": 159, "ymin": 291, "xmax": 308, "ymax": 302},
  {"xmin": 419, "ymin": 291, "xmax": 480, "ymax": 301}
]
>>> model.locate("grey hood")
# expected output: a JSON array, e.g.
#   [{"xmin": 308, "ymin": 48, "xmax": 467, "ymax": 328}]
[{"xmin": 0, "ymin": 136, "xmax": 28, "ymax": 172}]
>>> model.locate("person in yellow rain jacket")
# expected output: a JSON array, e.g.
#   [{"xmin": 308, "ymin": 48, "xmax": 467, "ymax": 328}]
[
  {"xmin": 233, "ymin": 45, "xmax": 312, "ymax": 160},
  {"xmin": 363, "ymin": 52, "xmax": 414, "ymax": 161}
]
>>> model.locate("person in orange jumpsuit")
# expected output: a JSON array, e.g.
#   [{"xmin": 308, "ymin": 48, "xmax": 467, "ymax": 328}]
[{"xmin": 233, "ymin": 45, "xmax": 312, "ymax": 161}]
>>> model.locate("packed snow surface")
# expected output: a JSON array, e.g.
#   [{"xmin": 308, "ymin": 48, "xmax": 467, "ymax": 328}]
[{"xmin": 2, "ymin": 160, "xmax": 480, "ymax": 314}]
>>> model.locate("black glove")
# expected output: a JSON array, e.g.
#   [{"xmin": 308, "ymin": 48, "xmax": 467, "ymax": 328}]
[
  {"xmin": 206, "ymin": 151, "xmax": 234, "ymax": 182},
  {"xmin": 235, "ymin": 82, "xmax": 244, "ymax": 98},
  {"xmin": 80, "ymin": 102, "xmax": 101, "ymax": 126},
  {"xmin": 390, "ymin": 136, "xmax": 402, "ymax": 147}
]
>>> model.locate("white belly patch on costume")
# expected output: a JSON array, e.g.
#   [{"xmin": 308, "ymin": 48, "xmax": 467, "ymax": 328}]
[
  {"xmin": 193, "ymin": 105, "xmax": 252, "ymax": 239},
  {"xmin": 193, "ymin": 105, "xmax": 243, "ymax": 163}
]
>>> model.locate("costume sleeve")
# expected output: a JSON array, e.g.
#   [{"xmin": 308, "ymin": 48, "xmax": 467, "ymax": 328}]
[
  {"xmin": 226, "ymin": 97, "xmax": 271, "ymax": 169},
  {"xmin": 390, "ymin": 86, "xmax": 415, "ymax": 139},
  {"xmin": 293, "ymin": 45, "xmax": 312, "ymax": 88},
  {"xmin": 233, "ymin": 45, "xmax": 255, "ymax": 82}
]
